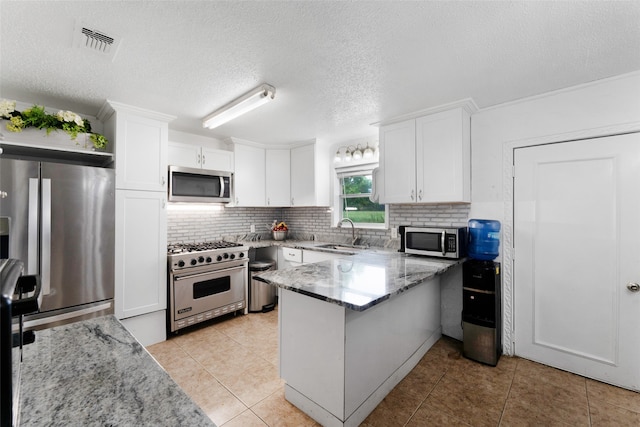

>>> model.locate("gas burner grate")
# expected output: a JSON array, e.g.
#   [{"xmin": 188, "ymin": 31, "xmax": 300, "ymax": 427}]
[{"xmin": 167, "ymin": 241, "xmax": 242, "ymax": 254}]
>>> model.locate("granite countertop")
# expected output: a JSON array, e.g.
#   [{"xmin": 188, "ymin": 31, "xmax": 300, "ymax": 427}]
[
  {"xmin": 254, "ymin": 249, "xmax": 462, "ymax": 311},
  {"xmin": 19, "ymin": 316, "xmax": 215, "ymax": 427}
]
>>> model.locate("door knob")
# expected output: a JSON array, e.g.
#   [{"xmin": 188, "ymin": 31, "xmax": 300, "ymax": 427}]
[{"xmin": 627, "ymin": 282, "xmax": 640, "ymax": 292}]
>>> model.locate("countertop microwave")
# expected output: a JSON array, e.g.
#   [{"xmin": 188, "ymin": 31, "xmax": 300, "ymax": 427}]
[
  {"xmin": 168, "ymin": 166, "xmax": 232, "ymax": 203},
  {"xmin": 399, "ymin": 226, "xmax": 467, "ymax": 259}
]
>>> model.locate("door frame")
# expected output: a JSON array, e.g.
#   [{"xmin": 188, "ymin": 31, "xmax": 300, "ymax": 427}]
[{"xmin": 500, "ymin": 121, "xmax": 640, "ymax": 356}]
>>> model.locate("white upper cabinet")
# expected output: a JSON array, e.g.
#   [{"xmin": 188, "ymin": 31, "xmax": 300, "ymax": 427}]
[
  {"xmin": 379, "ymin": 102, "xmax": 474, "ymax": 204},
  {"xmin": 167, "ymin": 141, "xmax": 200, "ymax": 168},
  {"xmin": 229, "ymin": 139, "xmax": 329, "ymax": 208},
  {"xmin": 99, "ymin": 101, "xmax": 175, "ymax": 191},
  {"xmin": 379, "ymin": 120, "xmax": 416, "ymax": 204},
  {"xmin": 290, "ymin": 143, "xmax": 330, "ymax": 207},
  {"xmin": 202, "ymin": 146, "xmax": 234, "ymax": 172},
  {"xmin": 167, "ymin": 141, "xmax": 234, "ymax": 172},
  {"xmin": 233, "ymin": 142, "xmax": 266, "ymax": 206},
  {"xmin": 266, "ymin": 148, "xmax": 291, "ymax": 207}
]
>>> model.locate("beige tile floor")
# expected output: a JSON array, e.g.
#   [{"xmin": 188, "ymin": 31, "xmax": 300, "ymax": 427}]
[{"xmin": 147, "ymin": 309, "xmax": 640, "ymax": 427}]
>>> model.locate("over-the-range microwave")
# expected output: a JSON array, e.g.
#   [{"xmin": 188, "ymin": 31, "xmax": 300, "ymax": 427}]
[
  {"xmin": 399, "ymin": 226, "xmax": 467, "ymax": 259},
  {"xmin": 168, "ymin": 166, "xmax": 232, "ymax": 203}
]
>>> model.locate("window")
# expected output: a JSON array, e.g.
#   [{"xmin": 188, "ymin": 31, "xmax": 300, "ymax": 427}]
[{"xmin": 337, "ymin": 166, "xmax": 386, "ymax": 228}]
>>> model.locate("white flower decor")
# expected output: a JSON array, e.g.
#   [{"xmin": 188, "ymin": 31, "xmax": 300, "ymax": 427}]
[
  {"xmin": 0, "ymin": 99, "xmax": 16, "ymax": 118},
  {"xmin": 56, "ymin": 110, "xmax": 85, "ymax": 127},
  {"xmin": 0, "ymin": 98, "xmax": 108, "ymax": 149}
]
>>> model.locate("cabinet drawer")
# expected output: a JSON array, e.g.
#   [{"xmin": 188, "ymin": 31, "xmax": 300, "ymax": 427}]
[{"xmin": 282, "ymin": 247, "xmax": 302, "ymax": 263}]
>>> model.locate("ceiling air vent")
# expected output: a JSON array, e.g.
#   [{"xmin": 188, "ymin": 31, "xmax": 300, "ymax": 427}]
[{"xmin": 72, "ymin": 21, "xmax": 121, "ymax": 61}]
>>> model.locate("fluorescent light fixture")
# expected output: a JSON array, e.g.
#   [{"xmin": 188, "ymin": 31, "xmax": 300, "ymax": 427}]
[{"xmin": 202, "ymin": 84, "xmax": 276, "ymax": 129}]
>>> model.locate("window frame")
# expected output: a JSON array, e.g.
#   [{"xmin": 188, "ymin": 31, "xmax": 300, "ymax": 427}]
[{"xmin": 334, "ymin": 162, "xmax": 388, "ymax": 230}]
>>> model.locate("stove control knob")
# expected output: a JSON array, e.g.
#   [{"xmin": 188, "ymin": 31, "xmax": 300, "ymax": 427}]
[
  {"xmin": 230, "ymin": 253, "xmax": 236, "ymax": 259},
  {"xmin": 206, "ymin": 257, "xmax": 212, "ymax": 263},
  {"xmin": 178, "ymin": 260, "xmax": 185, "ymax": 267},
  {"xmin": 223, "ymin": 253, "xmax": 229, "ymax": 259},
  {"xmin": 239, "ymin": 252, "xmax": 245, "ymax": 258},
  {"xmin": 216, "ymin": 255, "xmax": 223, "ymax": 262},
  {"xmin": 198, "ymin": 256, "xmax": 205, "ymax": 263},
  {"xmin": 190, "ymin": 259, "xmax": 197, "ymax": 266}
]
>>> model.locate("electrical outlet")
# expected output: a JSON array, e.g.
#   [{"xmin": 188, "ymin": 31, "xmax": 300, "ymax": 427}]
[
  {"xmin": 390, "ymin": 227, "xmax": 398, "ymax": 239},
  {"xmin": 250, "ymin": 224, "xmax": 255, "ymax": 232}
]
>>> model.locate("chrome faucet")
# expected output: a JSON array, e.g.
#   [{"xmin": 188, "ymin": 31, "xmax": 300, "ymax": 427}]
[{"xmin": 338, "ymin": 218, "xmax": 356, "ymax": 241}]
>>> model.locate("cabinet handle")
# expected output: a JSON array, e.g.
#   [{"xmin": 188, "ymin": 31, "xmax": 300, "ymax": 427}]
[
  {"xmin": 235, "ymin": 197, "xmax": 239, "ymax": 205},
  {"xmin": 197, "ymin": 154, "xmax": 201, "ymax": 164},
  {"xmin": 267, "ymin": 198, "xmax": 270, "ymax": 205},
  {"xmin": 161, "ymin": 176, "xmax": 166, "ymax": 186},
  {"xmin": 418, "ymin": 189, "xmax": 423, "ymax": 200},
  {"xmin": 410, "ymin": 190, "xmax": 415, "ymax": 201},
  {"xmin": 202, "ymin": 155, "xmax": 205, "ymax": 165},
  {"xmin": 291, "ymin": 197, "xmax": 294, "ymax": 206}
]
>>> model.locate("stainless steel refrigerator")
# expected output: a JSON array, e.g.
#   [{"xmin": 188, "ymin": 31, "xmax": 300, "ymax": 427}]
[{"xmin": 0, "ymin": 158, "xmax": 115, "ymax": 330}]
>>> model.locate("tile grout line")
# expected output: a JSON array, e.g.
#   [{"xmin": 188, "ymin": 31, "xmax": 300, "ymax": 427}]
[
  {"xmin": 402, "ymin": 369, "xmax": 448, "ymax": 427},
  {"xmin": 585, "ymin": 379, "xmax": 592, "ymax": 427},
  {"xmin": 496, "ymin": 357, "xmax": 519, "ymax": 427}
]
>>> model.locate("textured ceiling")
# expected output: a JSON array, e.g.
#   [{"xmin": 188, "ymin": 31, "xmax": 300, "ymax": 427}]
[{"xmin": 1, "ymin": 1, "xmax": 639, "ymax": 145}]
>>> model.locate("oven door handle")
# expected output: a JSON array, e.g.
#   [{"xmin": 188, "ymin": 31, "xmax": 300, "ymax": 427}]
[
  {"xmin": 174, "ymin": 264, "xmax": 246, "ymax": 281},
  {"xmin": 12, "ymin": 274, "xmax": 42, "ymax": 316}
]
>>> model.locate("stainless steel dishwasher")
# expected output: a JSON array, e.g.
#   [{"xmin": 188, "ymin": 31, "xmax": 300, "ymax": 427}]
[{"xmin": 249, "ymin": 260, "xmax": 277, "ymax": 312}]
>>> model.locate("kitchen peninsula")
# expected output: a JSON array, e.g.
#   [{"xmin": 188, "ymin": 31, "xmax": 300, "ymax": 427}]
[{"xmin": 255, "ymin": 251, "xmax": 460, "ymax": 427}]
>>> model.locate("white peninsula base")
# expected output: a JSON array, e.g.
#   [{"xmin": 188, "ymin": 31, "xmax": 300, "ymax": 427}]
[{"xmin": 278, "ymin": 277, "xmax": 441, "ymax": 427}]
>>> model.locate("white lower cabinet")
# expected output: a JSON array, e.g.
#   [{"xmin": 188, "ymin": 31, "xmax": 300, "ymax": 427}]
[
  {"xmin": 115, "ymin": 189, "xmax": 167, "ymax": 345},
  {"xmin": 301, "ymin": 249, "xmax": 349, "ymax": 264},
  {"xmin": 279, "ymin": 278, "xmax": 441, "ymax": 426}
]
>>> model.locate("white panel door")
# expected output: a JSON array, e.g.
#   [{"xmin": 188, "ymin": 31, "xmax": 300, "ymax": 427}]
[{"xmin": 514, "ymin": 133, "xmax": 640, "ymax": 391}]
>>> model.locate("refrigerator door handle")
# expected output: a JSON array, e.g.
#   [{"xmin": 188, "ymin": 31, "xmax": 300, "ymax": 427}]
[
  {"xmin": 41, "ymin": 178, "xmax": 52, "ymax": 296},
  {"xmin": 28, "ymin": 178, "xmax": 39, "ymax": 275}
]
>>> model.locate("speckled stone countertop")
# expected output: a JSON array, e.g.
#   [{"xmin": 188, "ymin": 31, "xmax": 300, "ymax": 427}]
[
  {"xmin": 254, "ymin": 248, "xmax": 462, "ymax": 311},
  {"xmin": 18, "ymin": 316, "xmax": 215, "ymax": 427}
]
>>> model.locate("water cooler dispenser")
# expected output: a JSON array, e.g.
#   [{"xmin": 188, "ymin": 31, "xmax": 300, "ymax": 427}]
[{"xmin": 463, "ymin": 219, "xmax": 502, "ymax": 366}]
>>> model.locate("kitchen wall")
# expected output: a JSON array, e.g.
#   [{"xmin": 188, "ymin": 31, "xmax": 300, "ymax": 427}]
[
  {"xmin": 167, "ymin": 204, "xmax": 470, "ymax": 247},
  {"xmin": 470, "ymin": 70, "xmax": 640, "ymax": 227}
]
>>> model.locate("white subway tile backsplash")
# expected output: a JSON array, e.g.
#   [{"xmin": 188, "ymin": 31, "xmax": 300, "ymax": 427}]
[{"xmin": 167, "ymin": 204, "xmax": 471, "ymax": 245}]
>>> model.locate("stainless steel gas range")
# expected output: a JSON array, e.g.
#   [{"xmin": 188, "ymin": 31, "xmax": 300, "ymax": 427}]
[{"xmin": 167, "ymin": 241, "xmax": 249, "ymax": 333}]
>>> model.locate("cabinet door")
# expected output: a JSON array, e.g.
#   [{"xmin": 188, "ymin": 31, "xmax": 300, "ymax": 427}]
[
  {"xmin": 379, "ymin": 120, "xmax": 416, "ymax": 204},
  {"xmin": 266, "ymin": 149, "xmax": 291, "ymax": 206},
  {"xmin": 416, "ymin": 108, "xmax": 470, "ymax": 203},
  {"xmin": 114, "ymin": 190, "xmax": 167, "ymax": 319},
  {"xmin": 115, "ymin": 113, "xmax": 168, "ymax": 191},
  {"xmin": 202, "ymin": 147, "xmax": 234, "ymax": 172},
  {"xmin": 233, "ymin": 144, "xmax": 266, "ymax": 206},
  {"xmin": 290, "ymin": 144, "xmax": 316, "ymax": 206},
  {"xmin": 167, "ymin": 142, "xmax": 201, "ymax": 168}
]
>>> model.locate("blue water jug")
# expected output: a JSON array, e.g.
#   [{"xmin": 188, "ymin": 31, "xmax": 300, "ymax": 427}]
[{"xmin": 468, "ymin": 219, "xmax": 501, "ymax": 260}]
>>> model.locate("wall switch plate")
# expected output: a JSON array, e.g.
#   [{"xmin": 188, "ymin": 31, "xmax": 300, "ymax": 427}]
[
  {"xmin": 250, "ymin": 224, "xmax": 255, "ymax": 232},
  {"xmin": 390, "ymin": 227, "xmax": 398, "ymax": 239}
]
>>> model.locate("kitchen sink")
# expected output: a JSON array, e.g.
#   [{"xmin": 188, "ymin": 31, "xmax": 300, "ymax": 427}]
[{"xmin": 314, "ymin": 243, "xmax": 369, "ymax": 251}]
